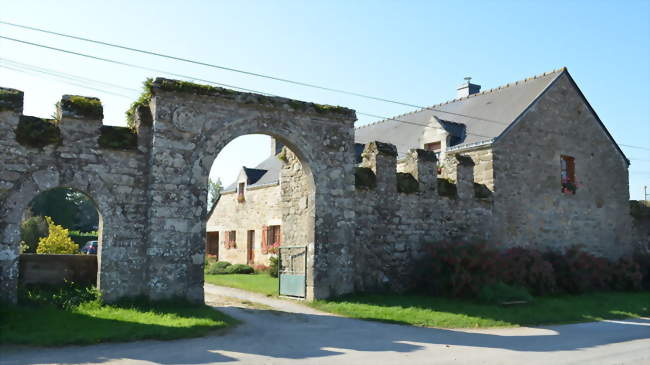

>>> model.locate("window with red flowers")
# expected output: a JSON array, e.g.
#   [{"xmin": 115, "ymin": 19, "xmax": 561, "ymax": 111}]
[{"xmin": 561, "ymin": 155, "xmax": 576, "ymax": 194}]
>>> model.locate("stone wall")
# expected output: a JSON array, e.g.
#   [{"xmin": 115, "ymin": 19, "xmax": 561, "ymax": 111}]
[
  {"xmin": 19, "ymin": 254, "xmax": 97, "ymax": 286},
  {"xmin": 206, "ymin": 184, "xmax": 281, "ymax": 266}
]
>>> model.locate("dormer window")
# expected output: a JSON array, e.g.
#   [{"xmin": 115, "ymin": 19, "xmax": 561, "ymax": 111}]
[
  {"xmin": 237, "ymin": 182, "xmax": 246, "ymax": 202},
  {"xmin": 424, "ymin": 142, "xmax": 441, "ymax": 152},
  {"xmin": 424, "ymin": 141, "xmax": 442, "ymax": 160}
]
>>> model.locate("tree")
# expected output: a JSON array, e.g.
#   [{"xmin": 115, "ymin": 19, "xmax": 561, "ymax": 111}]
[
  {"xmin": 28, "ymin": 188, "xmax": 99, "ymax": 231},
  {"xmin": 36, "ymin": 216, "xmax": 78, "ymax": 254},
  {"xmin": 20, "ymin": 216, "xmax": 49, "ymax": 253},
  {"xmin": 208, "ymin": 178, "xmax": 222, "ymax": 211}
]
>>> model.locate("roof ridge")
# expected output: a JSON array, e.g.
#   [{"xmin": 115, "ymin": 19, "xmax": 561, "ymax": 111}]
[
  {"xmin": 355, "ymin": 67, "xmax": 567, "ymax": 130},
  {"xmin": 422, "ymin": 66, "xmax": 567, "ymax": 110}
]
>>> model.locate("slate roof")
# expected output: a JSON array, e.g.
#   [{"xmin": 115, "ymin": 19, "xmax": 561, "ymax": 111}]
[
  {"xmin": 219, "ymin": 67, "xmax": 628, "ymax": 192},
  {"xmin": 355, "ymin": 68, "xmax": 566, "ymax": 156},
  {"xmin": 222, "ymin": 155, "xmax": 283, "ymax": 193}
]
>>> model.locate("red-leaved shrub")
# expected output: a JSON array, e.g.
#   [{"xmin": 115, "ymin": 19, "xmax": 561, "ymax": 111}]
[
  {"xmin": 544, "ymin": 245, "xmax": 613, "ymax": 293},
  {"xmin": 424, "ymin": 242, "xmax": 500, "ymax": 298},
  {"xmin": 632, "ymin": 242, "xmax": 650, "ymax": 290},
  {"xmin": 498, "ymin": 247, "xmax": 558, "ymax": 296},
  {"xmin": 418, "ymin": 242, "xmax": 645, "ymax": 300},
  {"xmin": 611, "ymin": 257, "xmax": 643, "ymax": 291}
]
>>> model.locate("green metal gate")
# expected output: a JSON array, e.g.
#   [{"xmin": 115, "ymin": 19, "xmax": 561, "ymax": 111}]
[{"xmin": 278, "ymin": 245, "xmax": 307, "ymax": 298}]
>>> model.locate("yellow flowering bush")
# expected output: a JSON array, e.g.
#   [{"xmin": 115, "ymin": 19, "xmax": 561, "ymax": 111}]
[{"xmin": 36, "ymin": 217, "xmax": 78, "ymax": 254}]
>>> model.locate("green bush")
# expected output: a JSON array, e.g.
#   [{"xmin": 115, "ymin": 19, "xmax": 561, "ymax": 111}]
[
  {"xmin": 478, "ymin": 282, "xmax": 533, "ymax": 304},
  {"xmin": 19, "ymin": 282, "xmax": 100, "ymax": 309},
  {"xmin": 206, "ymin": 261, "xmax": 232, "ymax": 275},
  {"xmin": 20, "ymin": 216, "xmax": 49, "ymax": 253},
  {"xmin": 269, "ymin": 256, "xmax": 279, "ymax": 278},
  {"xmin": 225, "ymin": 264, "xmax": 254, "ymax": 274}
]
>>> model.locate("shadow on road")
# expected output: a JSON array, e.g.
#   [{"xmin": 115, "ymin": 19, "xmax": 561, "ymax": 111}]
[{"xmin": 2, "ymin": 303, "xmax": 649, "ymax": 365}]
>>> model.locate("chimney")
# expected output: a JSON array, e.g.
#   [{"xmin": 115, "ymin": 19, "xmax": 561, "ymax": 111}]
[
  {"xmin": 270, "ymin": 137, "xmax": 285, "ymax": 156},
  {"xmin": 456, "ymin": 77, "xmax": 481, "ymax": 98}
]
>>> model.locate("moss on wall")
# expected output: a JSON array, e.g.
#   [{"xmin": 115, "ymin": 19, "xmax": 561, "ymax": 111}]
[
  {"xmin": 151, "ymin": 77, "xmax": 355, "ymax": 118},
  {"xmin": 61, "ymin": 96, "xmax": 103, "ymax": 120},
  {"xmin": 474, "ymin": 183, "xmax": 492, "ymax": 199},
  {"xmin": 437, "ymin": 178, "xmax": 457, "ymax": 197},
  {"xmin": 396, "ymin": 172, "xmax": 419, "ymax": 194},
  {"xmin": 98, "ymin": 126, "xmax": 138, "ymax": 150},
  {"xmin": 0, "ymin": 87, "xmax": 23, "ymax": 112},
  {"xmin": 355, "ymin": 167, "xmax": 376, "ymax": 190},
  {"xmin": 14, "ymin": 116, "xmax": 61, "ymax": 148}
]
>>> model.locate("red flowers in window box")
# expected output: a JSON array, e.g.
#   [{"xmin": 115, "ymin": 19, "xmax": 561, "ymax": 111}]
[{"xmin": 561, "ymin": 178, "xmax": 577, "ymax": 195}]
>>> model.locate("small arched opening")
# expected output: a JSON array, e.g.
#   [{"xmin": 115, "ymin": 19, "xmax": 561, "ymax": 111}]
[{"xmin": 18, "ymin": 187, "xmax": 103, "ymax": 294}]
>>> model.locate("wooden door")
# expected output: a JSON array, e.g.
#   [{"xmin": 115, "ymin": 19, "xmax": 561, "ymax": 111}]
[
  {"xmin": 206, "ymin": 231, "xmax": 219, "ymax": 259},
  {"xmin": 247, "ymin": 230, "xmax": 255, "ymax": 265}
]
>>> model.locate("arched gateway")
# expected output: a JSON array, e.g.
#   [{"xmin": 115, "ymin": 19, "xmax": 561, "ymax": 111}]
[{"xmin": 0, "ymin": 78, "xmax": 357, "ymax": 303}]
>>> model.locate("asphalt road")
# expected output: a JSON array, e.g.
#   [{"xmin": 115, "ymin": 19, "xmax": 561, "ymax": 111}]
[{"xmin": 1, "ymin": 284, "xmax": 649, "ymax": 365}]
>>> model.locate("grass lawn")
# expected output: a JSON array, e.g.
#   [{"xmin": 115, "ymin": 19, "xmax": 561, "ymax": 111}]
[
  {"xmin": 309, "ymin": 291, "xmax": 650, "ymax": 328},
  {"xmin": 205, "ymin": 273, "xmax": 278, "ymax": 296},
  {"xmin": 0, "ymin": 299, "xmax": 238, "ymax": 346}
]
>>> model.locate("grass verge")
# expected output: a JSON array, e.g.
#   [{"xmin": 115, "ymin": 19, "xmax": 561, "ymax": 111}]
[
  {"xmin": 308, "ymin": 291, "xmax": 650, "ymax": 328},
  {"xmin": 1, "ymin": 296, "xmax": 238, "ymax": 346},
  {"xmin": 205, "ymin": 273, "xmax": 278, "ymax": 296}
]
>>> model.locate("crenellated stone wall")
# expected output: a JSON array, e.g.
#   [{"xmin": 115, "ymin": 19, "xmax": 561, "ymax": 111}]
[
  {"xmin": 351, "ymin": 142, "xmax": 493, "ymax": 292},
  {"xmin": 0, "ymin": 88, "xmax": 152, "ymax": 303}
]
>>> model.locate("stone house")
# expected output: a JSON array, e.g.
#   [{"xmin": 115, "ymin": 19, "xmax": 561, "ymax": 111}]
[
  {"xmin": 206, "ymin": 153, "xmax": 284, "ymax": 266},
  {"xmin": 207, "ymin": 67, "xmax": 641, "ymax": 270}
]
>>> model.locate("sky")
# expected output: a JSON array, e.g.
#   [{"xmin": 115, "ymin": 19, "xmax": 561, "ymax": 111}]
[{"xmin": 1, "ymin": 1, "xmax": 648, "ymax": 198}]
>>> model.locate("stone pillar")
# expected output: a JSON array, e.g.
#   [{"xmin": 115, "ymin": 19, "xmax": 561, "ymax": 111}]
[
  {"xmin": 456, "ymin": 154, "xmax": 475, "ymax": 200},
  {"xmin": 407, "ymin": 148, "xmax": 438, "ymax": 194},
  {"xmin": 362, "ymin": 141, "xmax": 397, "ymax": 193},
  {"xmin": 0, "ymin": 88, "xmax": 24, "ymax": 303},
  {"xmin": 135, "ymin": 105, "xmax": 153, "ymax": 151},
  {"xmin": 57, "ymin": 95, "xmax": 103, "ymax": 145}
]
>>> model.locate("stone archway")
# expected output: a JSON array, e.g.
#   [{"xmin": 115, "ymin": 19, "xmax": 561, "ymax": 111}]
[
  {"xmin": 0, "ymin": 80, "xmax": 357, "ymax": 303},
  {"xmin": 144, "ymin": 79, "xmax": 357, "ymax": 301}
]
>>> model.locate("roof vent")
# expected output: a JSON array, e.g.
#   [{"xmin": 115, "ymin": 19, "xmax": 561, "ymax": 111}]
[{"xmin": 457, "ymin": 77, "xmax": 481, "ymax": 98}]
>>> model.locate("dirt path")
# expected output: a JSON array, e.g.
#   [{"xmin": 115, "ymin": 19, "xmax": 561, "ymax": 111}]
[{"xmin": 2, "ymin": 284, "xmax": 649, "ymax": 364}]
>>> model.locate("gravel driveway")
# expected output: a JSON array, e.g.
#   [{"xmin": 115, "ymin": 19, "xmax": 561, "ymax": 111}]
[{"xmin": 1, "ymin": 284, "xmax": 649, "ymax": 365}]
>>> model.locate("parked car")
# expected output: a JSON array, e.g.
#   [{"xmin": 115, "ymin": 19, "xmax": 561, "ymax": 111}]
[{"xmin": 81, "ymin": 240, "xmax": 98, "ymax": 255}]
